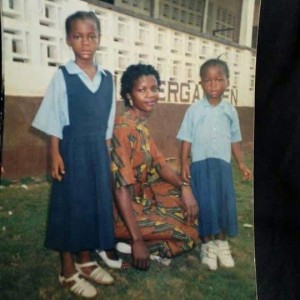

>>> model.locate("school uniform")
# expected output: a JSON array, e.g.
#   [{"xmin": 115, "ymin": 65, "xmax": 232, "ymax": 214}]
[
  {"xmin": 32, "ymin": 60, "xmax": 115, "ymax": 252},
  {"xmin": 177, "ymin": 96, "xmax": 242, "ymax": 237}
]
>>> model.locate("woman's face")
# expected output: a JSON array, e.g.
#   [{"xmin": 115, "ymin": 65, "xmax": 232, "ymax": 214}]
[{"xmin": 128, "ymin": 75, "xmax": 160, "ymax": 118}]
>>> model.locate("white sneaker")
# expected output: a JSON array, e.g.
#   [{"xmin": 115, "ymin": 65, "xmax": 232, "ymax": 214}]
[
  {"xmin": 215, "ymin": 240, "xmax": 235, "ymax": 268},
  {"xmin": 200, "ymin": 241, "xmax": 217, "ymax": 271}
]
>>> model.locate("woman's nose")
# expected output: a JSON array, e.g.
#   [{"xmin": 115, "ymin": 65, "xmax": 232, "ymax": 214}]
[{"xmin": 147, "ymin": 90, "xmax": 156, "ymax": 98}]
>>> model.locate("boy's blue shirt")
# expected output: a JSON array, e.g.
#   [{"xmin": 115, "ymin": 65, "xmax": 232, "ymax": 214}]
[
  {"xmin": 32, "ymin": 60, "xmax": 116, "ymax": 140},
  {"xmin": 177, "ymin": 96, "xmax": 242, "ymax": 163}
]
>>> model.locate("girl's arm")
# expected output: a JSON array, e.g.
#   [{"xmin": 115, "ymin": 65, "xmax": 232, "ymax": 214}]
[
  {"xmin": 180, "ymin": 141, "xmax": 192, "ymax": 182},
  {"xmin": 158, "ymin": 164, "xmax": 198, "ymax": 224},
  {"xmin": 231, "ymin": 142, "xmax": 251, "ymax": 180},
  {"xmin": 32, "ymin": 69, "xmax": 67, "ymax": 139},
  {"xmin": 105, "ymin": 74, "xmax": 116, "ymax": 140},
  {"xmin": 114, "ymin": 186, "xmax": 150, "ymax": 270},
  {"xmin": 50, "ymin": 136, "xmax": 65, "ymax": 181},
  {"xmin": 106, "ymin": 139, "xmax": 112, "ymax": 152}
]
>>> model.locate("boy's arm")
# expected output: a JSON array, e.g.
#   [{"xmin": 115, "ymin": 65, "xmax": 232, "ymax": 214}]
[
  {"xmin": 50, "ymin": 136, "xmax": 65, "ymax": 181},
  {"xmin": 181, "ymin": 141, "xmax": 192, "ymax": 182},
  {"xmin": 231, "ymin": 142, "xmax": 251, "ymax": 180}
]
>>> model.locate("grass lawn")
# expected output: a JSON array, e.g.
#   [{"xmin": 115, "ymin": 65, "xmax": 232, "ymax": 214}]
[{"xmin": 0, "ymin": 156, "xmax": 256, "ymax": 300}]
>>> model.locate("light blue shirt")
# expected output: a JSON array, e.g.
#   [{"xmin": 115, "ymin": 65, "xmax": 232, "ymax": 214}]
[
  {"xmin": 177, "ymin": 97, "xmax": 242, "ymax": 163},
  {"xmin": 32, "ymin": 60, "xmax": 116, "ymax": 140}
]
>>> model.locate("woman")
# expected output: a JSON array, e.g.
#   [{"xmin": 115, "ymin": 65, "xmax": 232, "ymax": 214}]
[{"xmin": 101, "ymin": 64, "xmax": 199, "ymax": 270}]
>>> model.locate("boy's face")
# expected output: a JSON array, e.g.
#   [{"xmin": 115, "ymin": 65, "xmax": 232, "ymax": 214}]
[
  {"xmin": 66, "ymin": 19, "xmax": 100, "ymax": 63},
  {"xmin": 200, "ymin": 66, "xmax": 229, "ymax": 102}
]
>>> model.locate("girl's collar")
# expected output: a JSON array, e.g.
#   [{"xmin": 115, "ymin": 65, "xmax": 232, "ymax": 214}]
[{"xmin": 65, "ymin": 60, "xmax": 107, "ymax": 76}]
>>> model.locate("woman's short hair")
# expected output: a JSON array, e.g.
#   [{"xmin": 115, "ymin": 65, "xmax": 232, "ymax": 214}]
[{"xmin": 120, "ymin": 64, "xmax": 161, "ymax": 107}]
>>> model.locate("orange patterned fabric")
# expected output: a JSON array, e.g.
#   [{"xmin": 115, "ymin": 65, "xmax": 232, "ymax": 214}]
[{"xmin": 111, "ymin": 109, "xmax": 199, "ymax": 257}]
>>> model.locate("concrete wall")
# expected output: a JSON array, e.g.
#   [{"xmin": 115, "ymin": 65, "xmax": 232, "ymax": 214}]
[{"xmin": 2, "ymin": 96, "xmax": 253, "ymax": 179}]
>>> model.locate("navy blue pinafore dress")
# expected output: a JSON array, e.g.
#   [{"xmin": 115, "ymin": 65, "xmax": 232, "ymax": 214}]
[{"xmin": 44, "ymin": 66, "xmax": 115, "ymax": 252}]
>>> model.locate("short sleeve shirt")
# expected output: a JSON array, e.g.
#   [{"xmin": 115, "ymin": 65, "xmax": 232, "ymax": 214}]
[
  {"xmin": 177, "ymin": 97, "xmax": 242, "ymax": 163},
  {"xmin": 32, "ymin": 60, "xmax": 116, "ymax": 140}
]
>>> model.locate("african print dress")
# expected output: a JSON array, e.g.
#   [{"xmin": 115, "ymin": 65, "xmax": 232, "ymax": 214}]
[{"xmin": 111, "ymin": 109, "xmax": 199, "ymax": 257}]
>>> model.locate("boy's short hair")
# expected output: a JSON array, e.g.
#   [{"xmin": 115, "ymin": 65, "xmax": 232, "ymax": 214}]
[
  {"xmin": 65, "ymin": 11, "xmax": 101, "ymax": 36},
  {"xmin": 200, "ymin": 58, "xmax": 230, "ymax": 79}
]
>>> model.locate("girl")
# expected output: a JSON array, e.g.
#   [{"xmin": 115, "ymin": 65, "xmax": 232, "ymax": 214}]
[
  {"xmin": 32, "ymin": 11, "xmax": 115, "ymax": 298},
  {"xmin": 177, "ymin": 59, "xmax": 251, "ymax": 271},
  {"xmin": 107, "ymin": 64, "xmax": 199, "ymax": 270}
]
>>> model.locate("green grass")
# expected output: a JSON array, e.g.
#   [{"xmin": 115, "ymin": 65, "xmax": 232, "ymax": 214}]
[{"xmin": 0, "ymin": 155, "xmax": 255, "ymax": 300}]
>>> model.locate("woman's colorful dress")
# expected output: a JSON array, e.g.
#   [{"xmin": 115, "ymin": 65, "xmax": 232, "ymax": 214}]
[{"xmin": 111, "ymin": 109, "xmax": 199, "ymax": 257}]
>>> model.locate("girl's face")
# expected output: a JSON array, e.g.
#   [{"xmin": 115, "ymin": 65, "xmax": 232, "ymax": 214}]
[
  {"xmin": 128, "ymin": 75, "xmax": 160, "ymax": 118},
  {"xmin": 66, "ymin": 19, "xmax": 100, "ymax": 63},
  {"xmin": 200, "ymin": 66, "xmax": 229, "ymax": 103}
]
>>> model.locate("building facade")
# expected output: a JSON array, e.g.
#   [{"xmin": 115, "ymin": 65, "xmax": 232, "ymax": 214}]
[{"xmin": 1, "ymin": 0, "xmax": 259, "ymax": 178}]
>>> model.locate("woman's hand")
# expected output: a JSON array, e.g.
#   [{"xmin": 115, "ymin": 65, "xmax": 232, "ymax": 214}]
[
  {"xmin": 114, "ymin": 187, "xmax": 150, "ymax": 270},
  {"xmin": 181, "ymin": 186, "xmax": 199, "ymax": 224},
  {"xmin": 132, "ymin": 239, "xmax": 150, "ymax": 270}
]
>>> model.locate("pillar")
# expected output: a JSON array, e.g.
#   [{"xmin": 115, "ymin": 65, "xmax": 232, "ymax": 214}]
[{"xmin": 239, "ymin": 0, "xmax": 255, "ymax": 47}]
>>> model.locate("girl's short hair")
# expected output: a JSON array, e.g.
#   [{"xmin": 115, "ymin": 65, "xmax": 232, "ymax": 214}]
[
  {"xmin": 120, "ymin": 64, "xmax": 161, "ymax": 107},
  {"xmin": 65, "ymin": 11, "xmax": 101, "ymax": 36},
  {"xmin": 200, "ymin": 58, "xmax": 230, "ymax": 79}
]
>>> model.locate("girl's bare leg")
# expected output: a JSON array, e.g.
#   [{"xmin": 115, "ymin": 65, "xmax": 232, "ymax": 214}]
[
  {"xmin": 215, "ymin": 232, "xmax": 225, "ymax": 241},
  {"xmin": 77, "ymin": 251, "xmax": 95, "ymax": 274},
  {"xmin": 201, "ymin": 236, "xmax": 213, "ymax": 243},
  {"xmin": 60, "ymin": 252, "xmax": 76, "ymax": 277}
]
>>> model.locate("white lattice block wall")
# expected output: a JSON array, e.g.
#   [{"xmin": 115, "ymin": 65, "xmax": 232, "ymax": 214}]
[{"xmin": 3, "ymin": 0, "xmax": 256, "ymax": 106}]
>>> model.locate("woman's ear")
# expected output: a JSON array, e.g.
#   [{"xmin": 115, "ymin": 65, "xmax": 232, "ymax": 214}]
[{"xmin": 126, "ymin": 93, "xmax": 133, "ymax": 106}]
